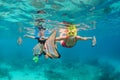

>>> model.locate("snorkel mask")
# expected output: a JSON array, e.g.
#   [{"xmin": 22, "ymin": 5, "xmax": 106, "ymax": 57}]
[{"xmin": 67, "ymin": 24, "xmax": 77, "ymax": 37}]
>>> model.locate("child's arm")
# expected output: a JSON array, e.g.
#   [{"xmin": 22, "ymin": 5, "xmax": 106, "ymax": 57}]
[
  {"xmin": 55, "ymin": 36, "xmax": 66, "ymax": 41},
  {"xmin": 76, "ymin": 36, "xmax": 93, "ymax": 40},
  {"xmin": 77, "ymin": 36, "xmax": 96, "ymax": 46}
]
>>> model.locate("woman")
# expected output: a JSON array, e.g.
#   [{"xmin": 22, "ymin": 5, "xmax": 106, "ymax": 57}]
[{"xmin": 24, "ymin": 26, "xmax": 60, "ymax": 62}]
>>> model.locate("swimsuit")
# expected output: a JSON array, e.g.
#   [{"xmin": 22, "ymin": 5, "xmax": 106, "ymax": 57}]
[
  {"xmin": 35, "ymin": 37, "xmax": 46, "ymax": 44},
  {"xmin": 61, "ymin": 41, "xmax": 71, "ymax": 48},
  {"xmin": 61, "ymin": 36, "xmax": 77, "ymax": 48}
]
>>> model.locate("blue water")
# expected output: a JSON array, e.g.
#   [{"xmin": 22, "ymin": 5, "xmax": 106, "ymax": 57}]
[{"xmin": 0, "ymin": 0, "xmax": 120, "ymax": 80}]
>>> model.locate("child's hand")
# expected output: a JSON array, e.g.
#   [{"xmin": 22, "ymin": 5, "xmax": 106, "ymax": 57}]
[{"xmin": 92, "ymin": 36, "xmax": 96, "ymax": 47}]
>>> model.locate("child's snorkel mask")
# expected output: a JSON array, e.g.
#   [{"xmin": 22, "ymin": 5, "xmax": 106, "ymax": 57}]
[{"xmin": 67, "ymin": 24, "xmax": 77, "ymax": 37}]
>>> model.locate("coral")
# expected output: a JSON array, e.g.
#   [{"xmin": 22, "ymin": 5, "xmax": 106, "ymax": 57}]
[
  {"xmin": 98, "ymin": 62, "xmax": 120, "ymax": 80},
  {"xmin": 0, "ymin": 66, "xmax": 12, "ymax": 80},
  {"xmin": 81, "ymin": 58, "xmax": 120, "ymax": 80},
  {"xmin": 0, "ymin": 63, "xmax": 12, "ymax": 80},
  {"xmin": 86, "ymin": 58, "xmax": 100, "ymax": 67},
  {"xmin": 44, "ymin": 70, "xmax": 68, "ymax": 80}
]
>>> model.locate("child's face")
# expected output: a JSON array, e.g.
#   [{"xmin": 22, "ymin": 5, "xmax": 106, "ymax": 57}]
[{"xmin": 67, "ymin": 29, "xmax": 76, "ymax": 37}]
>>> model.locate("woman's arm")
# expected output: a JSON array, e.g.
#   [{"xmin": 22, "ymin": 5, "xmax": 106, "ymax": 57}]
[{"xmin": 24, "ymin": 35, "xmax": 35, "ymax": 39}]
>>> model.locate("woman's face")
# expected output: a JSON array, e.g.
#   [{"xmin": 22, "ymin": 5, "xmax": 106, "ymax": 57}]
[{"xmin": 39, "ymin": 29, "xmax": 44, "ymax": 36}]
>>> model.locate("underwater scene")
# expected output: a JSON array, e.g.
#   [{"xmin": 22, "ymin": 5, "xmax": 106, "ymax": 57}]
[{"xmin": 0, "ymin": 0, "xmax": 120, "ymax": 80}]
